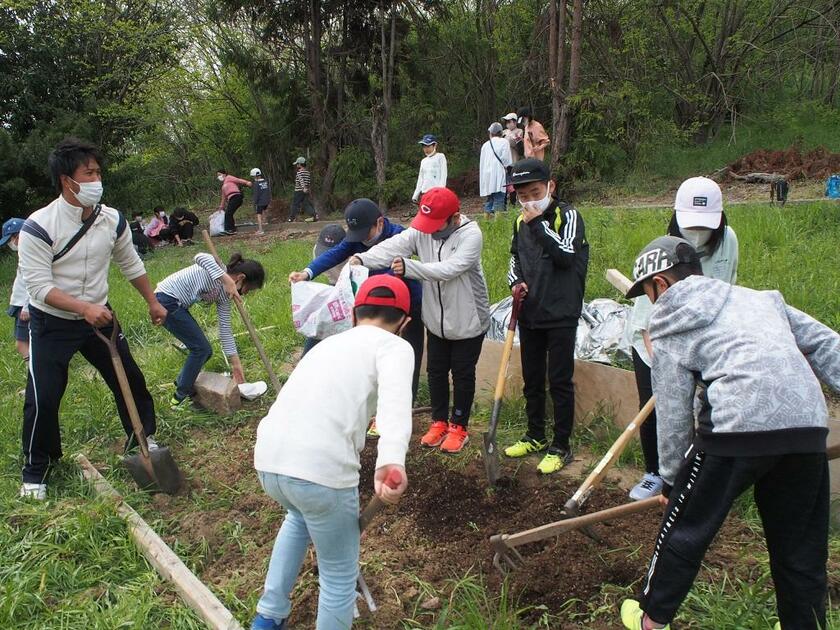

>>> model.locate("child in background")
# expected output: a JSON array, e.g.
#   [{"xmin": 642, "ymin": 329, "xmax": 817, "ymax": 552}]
[
  {"xmin": 288, "ymin": 157, "xmax": 318, "ymax": 223},
  {"xmin": 412, "ymin": 134, "xmax": 447, "ymax": 203},
  {"xmin": 171, "ymin": 207, "xmax": 200, "ymax": 245},
  {"xmin": 626, "ymin": 176, "xmax": 739, "ymax": 501},
  {"xmin": 155, "ymin": 252, "xmax": 265, "ymax": 409},
  {"xmin": 217, "ymin": 169, "xmax": 252, "ymax": 234},
  {"xmin": 144, "ymin": 206, "xmax": 177, "ymax": 246},
  {"xmin": 2, "ymin": 218, "xmax": 29, "ymax": 361},
  {"xmin": 129, "ymin": 212, "xmax": 152, "ymax": 256},
  {"xmin": 620, "ymin": 235, "xmax": 839, "ymax": 630},
  {"xmin": 251, "ymin": 275, "xmax": 413, "ymax": 630},
  {"xmin": 250, "ymin": 168, "xmax": 272, "ymax": 235}
]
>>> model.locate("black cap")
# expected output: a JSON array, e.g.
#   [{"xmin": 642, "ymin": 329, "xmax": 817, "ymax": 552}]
[
  {"xmin": 343, "ymin": 198, "xmax": 382, "ymax": 242},
  {"xmin": 516, "ymin": 106, "xmax": 532, "ymax": 119},
  {"xmin": 314, "ymin": 224, "xmax": 346, "ymax": 256},
  {"xmin": 510, "ymin": 158, "xmax": 550, "ymax": 187},
  {"xmin": 626, "ymin": 236, "xmax": 701, "ymax": 298}
]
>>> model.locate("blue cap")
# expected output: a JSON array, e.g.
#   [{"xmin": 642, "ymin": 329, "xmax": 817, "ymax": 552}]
[
  {"xmin": 1, "ymin": 218, "xmax": 25, "ymax": 247},
  {"xmin": 418, "ymin": 134, "xmax": 438, "ymax": 146}
]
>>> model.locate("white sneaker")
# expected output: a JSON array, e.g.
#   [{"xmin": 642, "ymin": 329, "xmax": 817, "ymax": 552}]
[
  {"xmin": 20, "ymin": 483, "xmax": 47, "ymax": 500},
  {"xmin": 629, "ymin": 473, "xmax": 663, "ymax": 501},
  {"xmin": 146, "ymin": 436, "xmax": 161, "ymax": 451}
]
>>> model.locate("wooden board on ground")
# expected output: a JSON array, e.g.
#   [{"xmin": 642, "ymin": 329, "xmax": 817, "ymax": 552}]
[{"xmin": 194, "ymin": 371, "xmax": 241, "ymax": 415}]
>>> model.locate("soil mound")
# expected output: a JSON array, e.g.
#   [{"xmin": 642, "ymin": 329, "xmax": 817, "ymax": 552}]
[{"xmin": 728, "ymin": 145, "xmax": 840, "ymax": 180}]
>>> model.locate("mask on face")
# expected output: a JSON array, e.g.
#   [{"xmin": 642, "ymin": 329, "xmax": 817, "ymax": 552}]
[
  {"xmin": 520, "ymin": 189, "xmax": 552, "ymax": 215},
  {"xmin": 362, "ymin": 226, "xmax": 383, "ymax": 247},
  {"xmin": 70, "ymin": 178, "xmax": 104, "ymax": 207},
  {"xmin": 9, "ymin": 240, "xmax": 18, "ymax": 252},
  {"xmin": 432, "ymin": 218, "xmax": 458, "ymax": 241},
  {"xmin": 217, "ymin": 174, "xmax": 225, "ymax": 182},
  {"xmin": 681, "ymin": 228, "xmax": 712, "ymax": 250}
]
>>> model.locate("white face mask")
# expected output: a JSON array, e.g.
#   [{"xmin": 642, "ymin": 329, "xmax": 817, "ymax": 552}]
[
  {"xmin": 9, "ymin": 240, "xmax": 18, "ymax": 252},
  {"xmin": 70, "ymin": 178, "xmax": 103, "ymax": 207},
  {"xmin": 682, "ymin": 228, "xmax": 712, "ymax": 250},
  {"xmin": 217, "ymin": 174, "xmax": 225, "ymax": 182},
  {"xmin": 520, "ymin": 189, "xmax": 552, "ymax": 214}
]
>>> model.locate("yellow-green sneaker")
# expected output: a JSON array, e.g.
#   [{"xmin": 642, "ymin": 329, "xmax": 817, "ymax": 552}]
[
  {"xmin": 504, "ymin": 437, "xmax": 548, "ymax": 458},
  {"xmin": 620, "ymin": 599, "xmax": 670, "ymax": 630},
  {"xmin": 773, "ymin": 623, "xmax": 781, "ymax": 630},
  {"xmin": 537, "ymin": 448, "xmax": 573, "ymax": 474}
]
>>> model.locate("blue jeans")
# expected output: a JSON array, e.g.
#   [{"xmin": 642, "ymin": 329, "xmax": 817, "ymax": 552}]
[
  {"xmin": 485, "ymin": 191, "xmax": 506, "ymax": 213},
  {"xmin": 157, "ymin": 292, "xmax": 212, "ymax": 400},
  {"xmin": 256, "ymin": 472, "xmax": 360, "ymax": 629}
]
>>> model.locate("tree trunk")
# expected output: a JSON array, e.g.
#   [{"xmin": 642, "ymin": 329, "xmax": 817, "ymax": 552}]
[
  {"xmin": 557, "ymin": 0, "xmax": 582, "ymax": 156},
  {"xmin": 550, "ymin": 0, "xmax": 568, "ymax": 169},
  {"xmin": 371, "ymin": 0, "xmax": 397, "ymax": 208}
]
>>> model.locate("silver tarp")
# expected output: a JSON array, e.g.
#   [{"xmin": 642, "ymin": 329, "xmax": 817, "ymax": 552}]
[{"xmin": 485, "ymin": 297, "xmax": 632, "ymax": 365}]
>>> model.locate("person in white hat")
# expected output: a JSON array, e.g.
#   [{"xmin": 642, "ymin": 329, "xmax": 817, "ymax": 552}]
[
  {"xmin": 501, "ymin": 112, "xmax": 523, "ymax": 163},
  {"xmin": 625, "ymin": 176, "xmax": 739, "ymax": 502},
  {"xmin": 250, "ymin": 167, "xmax": 271, "ymax": 235}
]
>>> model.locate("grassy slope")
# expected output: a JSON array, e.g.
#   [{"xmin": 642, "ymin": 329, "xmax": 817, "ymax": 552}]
[{"xmin": 0, "ymin": 202, "xmax": 838, "ymax": 628}]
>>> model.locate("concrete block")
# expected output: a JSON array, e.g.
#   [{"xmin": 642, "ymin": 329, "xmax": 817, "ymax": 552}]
[{"xmin": 193, "ymin": 371, "xmax": 241, "ymax": 415}]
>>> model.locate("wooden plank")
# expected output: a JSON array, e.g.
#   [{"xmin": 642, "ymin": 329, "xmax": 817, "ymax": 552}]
[
  {"xmin": 605, "ymin": 268, "xmax": 632, "ymax": 296},
  {"xmin": 76, "ymin": 455, "xmax": 244, "ymax": 630}
]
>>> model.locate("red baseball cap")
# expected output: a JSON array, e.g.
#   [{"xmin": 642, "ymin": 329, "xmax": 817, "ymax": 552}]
[
  {"xmin": 412, "ymin": 187, "xmax": 460, "ymax": 233},
  {"xmin": 354, "ymin": 275, "xmax": 410, "ymax": 315}
]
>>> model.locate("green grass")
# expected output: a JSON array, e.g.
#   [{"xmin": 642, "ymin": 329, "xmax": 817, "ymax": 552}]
[{"xmin": 0, "ymin": 201, "xmax": 838, "ymax": 628}]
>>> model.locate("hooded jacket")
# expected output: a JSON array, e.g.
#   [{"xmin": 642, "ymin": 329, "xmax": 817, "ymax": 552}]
[
  {"xmin": 508, "ymin": 200, "xmax": 589, "ymax": 329},
  {"xmin": 357, "ymin": 218, "xmax": 489, "ymax": 340},
  {"xmin": 649, "ymin": 275, "xmax": 840, "ymax": 487}
]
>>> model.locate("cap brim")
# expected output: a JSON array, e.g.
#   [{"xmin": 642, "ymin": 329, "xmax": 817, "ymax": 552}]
[
  {"xmin": 418, "ymin": 140, "xmax": 436, "ymax": 145},
  {"xmin": 676, "ymin": 210, "xmax": 721, "ymax": 230},
  {"xmin": 625, "ymin": 278, "xmax": 648, "ymax": 299},
  {"xmin": 411, "ymin": 213, "xmax": 447, "ymax": 233},
  {"xmin": 0, "ymin": 233, "xmax": 12, "ymax": 247},
  {"xmin": 511, "ymin": 174, "xmax": 548, "ymax": 187},
  {"xmin": 344, "ymin": 226, "xmax": 371, "ymax": 243},
  {"xmin": 314, "ymin": 243, "xmax": 329, "ymax": 257}
]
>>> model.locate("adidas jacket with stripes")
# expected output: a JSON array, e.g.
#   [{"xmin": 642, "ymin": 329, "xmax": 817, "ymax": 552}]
[{"xmin": 508, "ymin": 200, "xmax": 589, "ymax": 329}]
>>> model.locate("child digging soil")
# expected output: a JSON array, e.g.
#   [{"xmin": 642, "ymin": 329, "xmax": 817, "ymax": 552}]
[
  {"xmin": 251, "ymin": 275, "xmax": 413, "ymax": 630},
  {"xmin": 620, "ymin": 236, "xmax": 840, "ymax": 630}
]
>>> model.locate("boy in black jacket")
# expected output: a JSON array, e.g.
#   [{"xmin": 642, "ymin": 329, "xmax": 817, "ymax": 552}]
[
  {"xmin": 504, "ymin": 159, "xmax": 589, "ymax": 474},
  {"xmin": 250, "ymin": 167, "xmax": 272, "ymax": 235}
]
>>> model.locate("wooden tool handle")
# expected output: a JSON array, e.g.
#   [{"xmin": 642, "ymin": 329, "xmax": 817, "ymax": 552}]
[
  {"xmin": 506, "ymin": 496, "xmax": 661, "ymax": 548},
  {"xmin": 359, "ymin": 470, "xmax": 402, "ymax": 531},
  {"xmin": 605, "ymin": 268, "xmax": 633, "ymax": 296},
  {"xmin": 488, "ymin": 287, "xmax": 526, "ymax": 435},
  {"xmin": 201, "ymin": 230, "xmax": 282, "ymax": 394}
]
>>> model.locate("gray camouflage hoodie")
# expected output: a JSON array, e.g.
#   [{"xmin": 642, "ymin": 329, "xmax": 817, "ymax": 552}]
[{"xmin": 649, "ymin": 275, "xmax": 840, "ymax": 487}]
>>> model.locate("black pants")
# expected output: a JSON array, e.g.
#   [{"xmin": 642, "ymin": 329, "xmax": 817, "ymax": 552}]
[
  {"xmin": 289, "ymin": 191, "xmax": 316, "ymax": 220},
  {"xmin": 22, "ymin": 307, "xmax": 157, "ymax": 483},
  {"xmin": 224, "ymin": 193, "xmax": 243, "ymax": 232},
  {"xmin": 632, "ymin": 348, "xmax": 659, "ymax": 474},
  {"xmin": 640, "ymin": 449, "xmax": 829, "ymax": 629},
  {"xmin": 402, "ymin": 310, "xmax": 425, "ymax": 404},
  {"xmin": 519, "ymin": 325, "xmax": 576, "ymax": 450},
  {"xmin": 176, "ymin": 222, "xmax": 195, "ymax": 240},
  {"xmin": 426, "ymin": 331, "xmax": 484, "ymax": 428}
]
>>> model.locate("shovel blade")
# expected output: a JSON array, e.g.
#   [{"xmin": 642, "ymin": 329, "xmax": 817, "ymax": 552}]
[
  {"xmin": 481, "ymin": 431, "xmax": 500, "ymax": 487},
  {"xmin": 123, "ymin": 447, "xmax": 184, "ymax": 495}
]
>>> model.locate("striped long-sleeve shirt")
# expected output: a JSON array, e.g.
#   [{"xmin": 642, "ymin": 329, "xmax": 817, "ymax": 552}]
[
  {"xmin": 294, "ymin": 168, "xmax": 311, "ymax": 192},
  {"xmin": 156, "ymin": 253, "xmax": 238, "ymax": 356}
]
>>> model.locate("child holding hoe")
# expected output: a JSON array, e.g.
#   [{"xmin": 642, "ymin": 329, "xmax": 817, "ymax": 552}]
[
  {"xmin": 620, "ymin": 236, "xmax": 840, "ymax": 630},
  {"xmin": 252, "ymin": 275, "xmax": 413, "ymax": 630}
]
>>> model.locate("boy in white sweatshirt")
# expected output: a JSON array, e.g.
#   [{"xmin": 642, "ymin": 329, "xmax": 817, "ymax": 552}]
[{"xmin": 251, "ymin": 274, "xmax": 414, "ymax": 630}]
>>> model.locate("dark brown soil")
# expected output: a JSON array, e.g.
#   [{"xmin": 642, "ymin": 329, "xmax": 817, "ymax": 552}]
[{"xmin": 728, "ymin": 145, "xmax": 840, "ymax": 180}]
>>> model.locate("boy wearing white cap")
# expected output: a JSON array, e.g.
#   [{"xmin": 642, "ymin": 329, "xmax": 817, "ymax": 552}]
[
  {"xmin": 626, "ymin": 176, "xmax": 739, "ymax": 501},
  {"xmin": 250, "ymin": 168, "xmax": 271, "ymax": 235}
]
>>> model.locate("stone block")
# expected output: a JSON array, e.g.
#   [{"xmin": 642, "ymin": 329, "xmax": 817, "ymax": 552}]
[{"xmin": 194, "ymin": 371, "xmax": 241, "ymax": 415}]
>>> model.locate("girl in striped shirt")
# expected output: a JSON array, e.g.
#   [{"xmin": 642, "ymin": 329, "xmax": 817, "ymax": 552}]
[{"xmin": 155, "ymin": 252, "xmax": 266, "ymax": 408}]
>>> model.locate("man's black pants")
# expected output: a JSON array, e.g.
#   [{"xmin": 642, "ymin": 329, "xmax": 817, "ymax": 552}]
[
  {"xmin": 224, "ymin": 193, "xmax": 243, "ymax": 232},
  {"xmin": 426, "ymin": 331, "xmax": 484, "ymax": 428},
  {"xmin": 289, "ymin": 191, "xmax": 316, "ymax": 220},
  {"xmin": 22, "ymin": 307, "xmax": 157, "ymax": 483},
  {"xmin": 519, "ymin": 325, "xmax": 576, "ymax": 450},
  {"xmin": 632, "ymin": 348, "xmax": 659, "ymax": 474},
  {"xmin": 640, "ymin": 449, "xmax": 829, "ymax": 629}
]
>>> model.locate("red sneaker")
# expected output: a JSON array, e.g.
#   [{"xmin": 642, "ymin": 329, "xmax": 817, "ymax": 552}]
[
  {"xmin": 439, "ymin": 423, "xmax": 469, "ymax": 453},
  {"xmin": 420, "ymin": 421, "xmax": 449, "ymax": 447}
]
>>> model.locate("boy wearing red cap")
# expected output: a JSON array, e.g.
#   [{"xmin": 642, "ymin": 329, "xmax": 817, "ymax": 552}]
[
  {"xmin": 350, "ymin": 187, "xmax": 490, "ymax": 454},
  {"xmin": 252, "ymin": 275, "xmax": 413, "ymax": 630}
]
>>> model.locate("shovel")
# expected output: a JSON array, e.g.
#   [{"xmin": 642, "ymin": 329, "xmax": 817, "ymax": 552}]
[
  {"xmin": 93, "ymin": 316, "xmax": 183, "ymax": 495},
  {"xmin": 482, "ymin": 284, "xmax": 525, "ymax": 487}
]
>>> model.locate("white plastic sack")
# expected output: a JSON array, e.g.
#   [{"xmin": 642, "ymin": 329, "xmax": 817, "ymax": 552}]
[
  {"xmin": 209, "ymin": 210, "xmax": 225, "ymax": 236},
  {"xmin": 238, "ymin": 381, "xmax": 267, "ymax": 400},
  {"xmin": 292, "ymin": 264, "xmax": 369, "ymax": 340}
]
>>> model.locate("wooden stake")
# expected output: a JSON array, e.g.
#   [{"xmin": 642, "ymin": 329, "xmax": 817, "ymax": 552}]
[{"xmin": 76, "ymin": 454, "xmax": 244, "ymax": 630}]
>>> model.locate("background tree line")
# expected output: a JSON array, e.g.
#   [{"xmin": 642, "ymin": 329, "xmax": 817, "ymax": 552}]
[{"xmin": 1, "ymin": 0, "xmax": 839, "ymax": 219}]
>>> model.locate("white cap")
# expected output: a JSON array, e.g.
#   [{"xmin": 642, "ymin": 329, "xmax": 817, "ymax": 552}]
[
  {"xmin": 250, "ymin": 168, "xmax": 262, "ymax": 177},
  {"xmin": 502, "ymin": 112, "xmax": 517, "ymax": 121},
  {"xmin": 674, "ymin": 176, "xmax": 723, "ymax": 229}
]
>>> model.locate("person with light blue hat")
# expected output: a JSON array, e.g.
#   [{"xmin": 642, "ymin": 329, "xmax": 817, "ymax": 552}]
[
  {"xmin": 2, "ymin": 217, "xmax": 30, "ymax": 361},
  {"xmin": 412, "ymin": 134, "xmax": 447, "ymax": 203}
]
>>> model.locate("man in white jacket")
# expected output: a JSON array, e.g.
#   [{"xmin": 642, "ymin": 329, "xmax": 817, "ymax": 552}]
[
  {"xmin": 351, "ymin": 187, "xmax": 490, "ymax": 454},
  {"xmin": 479, "ymin": 122, "xmax": 512, "ymax": 219},
  {"xmin": 412, "ymin": 134, "xmax": 448, "ymax": 203}
]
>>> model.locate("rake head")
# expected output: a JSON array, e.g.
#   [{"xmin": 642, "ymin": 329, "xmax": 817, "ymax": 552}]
[{"xmin": 490, "ymin": 534, "xmax": 525, "ymax": 574}]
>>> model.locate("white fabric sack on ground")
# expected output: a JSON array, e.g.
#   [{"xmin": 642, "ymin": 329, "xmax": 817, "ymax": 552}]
[
  {"xmin": 238, "ymin": 381, "xmax": 267, "ymax": 400},
  {"xmin": 209, "ymin": 210, "xmax": 225, "ymax": 236},
  {"xmin": 292, "ymin": 264, "xmax": 369, "ymax": 340}
]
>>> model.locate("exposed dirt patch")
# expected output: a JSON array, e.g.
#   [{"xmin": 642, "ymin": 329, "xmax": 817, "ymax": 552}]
[{"xmin": 727, "ymin": 145, "xmax": 840, "ymax": 180}]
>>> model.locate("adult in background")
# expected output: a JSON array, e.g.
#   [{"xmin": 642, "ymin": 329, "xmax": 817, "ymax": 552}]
[
  {"xmin": 171, "ymin": 207, "xmax": 199, "ymax": 245},
  {"xmin": 505, "ymin": 159, "xmax": 589, "ymax": 474},
  {"xmin": 351, "ymin": 188, "xmax": 490, "ymax": 454},
  {"xmin": 626, "ymin": 176, "xmax": 739, "ymax": 501},
  {"xmin": 17, "ymin": 137, "xmax": 167, "ymax": 500},
  {"xmin": 517, "ymin": 107, "xmax": 550, "ymax": 161},
  {"xmin": 3, "ymin": 218, "xmax": 29, "ymax": 361},
  {"xmin": 288, "ymin": 157, "xmax": 318, "ymax": 223},
  {"xmin": 412, "ymin": 134, "xmax": 447, "ymax": 204},
  {"xmin": 217, "ymin": 169, "xmax": 252, "ymax": 235},
  {"xmin": 479, "ymin": 122, "xmax": 513, "ymax": 220},
  {"xmin": 288, "ymin": 200, "xmax": 424, "ymax": 403},
  {"xmin": 502, "ymin": 112, "xmax": 524, "ymax": 163},
  {"xmin": 250, "ymin": 167, "xmax": 272, "ymax": 235}
]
